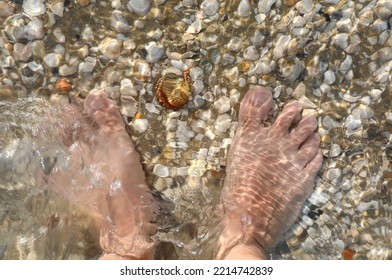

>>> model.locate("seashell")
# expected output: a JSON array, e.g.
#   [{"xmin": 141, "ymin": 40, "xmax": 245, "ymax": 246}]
[
  {"xmin": 237, "ymin": 0, "xmax": 251, "ymax": 17},
  {"xmin": 23, "ymin": 19, "xmax": 45, "ymax": 41},
  {"xmin": 127, "ymin": 0, "xmax": 152, "ymax": 16},
  {"xmin": 145, "ymin": 41, "xmax": 164, "ymax": 63},
  {"xmin": 132, "ymin": 59, "xmax": 151, "ymax": 81},
  {"xmin": 155, "ymin": 69, "xmax": 192, "ymax": 110},
  {"xmin": 295, "ymin": 0, "xmax": 313, "ymax": 14},
  {"xmin": 56, "ymin": 78, "xmax": 72, "ymax": 92},
  {"xmin": 98, "ymin": 37, "xmax": 122, "ymax": 59},
  {"xmin": 20, "ymin": 64, "xmax": 42, "ymax": 87},
  {"xmin": 258, "ymin": 0, "xmax": 277, "ymax": 14},
  {"xmin": 375, "ymin": 0, "xmax": 392, "ymax": 20},
  {"xmin": 49, "ymin": 0, "xmax": 65, "ymax": 17},
  {"xmin": 111, "ymin": 10, "xmax": 130, "ymax": 33},
  {"xmin": 227, "ymin": 36, "xmax": 243, "ymax": 53},
  {"xmin": 277, "ymin": 56, "xmax": 304, "ymax": 85},
  {"xmin": 201, "ymin": 0, "xmax": 219, "ymax": 17},
  {"xmin": 13, "ymin": 43, "xmax": 32, "ymax": 62},
  {"xmin": 23, "ymin": 0, "xmax": 46, "ymax": 17},
  {"xmin": 43, "ymin": 53, "xmax": 63, "ymax": 68},
  {"xmin": 4, "ymin": 14, "xmax": 29, "ymax": 43}
]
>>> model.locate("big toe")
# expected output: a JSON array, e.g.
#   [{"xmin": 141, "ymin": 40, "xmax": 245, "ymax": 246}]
[
  {"xmin": 84, "ymin": 89, "xmax": 124, "ymax": 132},
  {"xmin": 239, "ymin": 86, "xmax": 273, "ymax": 126}
]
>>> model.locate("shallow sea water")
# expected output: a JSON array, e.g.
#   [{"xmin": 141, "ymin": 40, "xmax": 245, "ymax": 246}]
[{"xmin": 1, "ymin": 0, "xmax": 392, "ymax": 259}]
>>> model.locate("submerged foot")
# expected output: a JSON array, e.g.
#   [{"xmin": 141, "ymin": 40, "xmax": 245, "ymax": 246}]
[
  {"xmin": 49, "ymin": 90, "xmax": 157, "ymax": 259},
  {"xmin": 218, "ymin": 86, "xmax": 323, "ymax": 259}
]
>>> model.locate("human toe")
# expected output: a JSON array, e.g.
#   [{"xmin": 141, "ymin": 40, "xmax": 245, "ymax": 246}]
[
  {"xmin": 84, "ymin": 89, "xmax": 124, "ymax": 131},
  {"xmin": 239, "ymin": 86, "xmax": 273, "ymax": 126},
  {"xmin": 290, "ymin": 115, "xmax": 318, "ymax": 147},
  {"xmin": 296, "ymin": 133, "xmax": 320, "ymax": 168},
  {"xmin": 268, "ymin": 100, "xmax": 302, "ymax": 138},
  {"xmin": 305, "ymin": 149, "xmax": 323, "ymax": 175}
]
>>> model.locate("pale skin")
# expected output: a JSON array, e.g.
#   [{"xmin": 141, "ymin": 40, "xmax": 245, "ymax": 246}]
[{"xmin": 48, "ymin": 86, "xmax": 322, "ymax": 260}]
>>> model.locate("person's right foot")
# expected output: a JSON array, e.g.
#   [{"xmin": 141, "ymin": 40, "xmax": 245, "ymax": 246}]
[
  {"xmin": 218, "ymin": 86, "xmax": 323, "ymax": 259},
  {"xmin": 49, "ymin": 90, "xmax": 157, "ymax": 259}
]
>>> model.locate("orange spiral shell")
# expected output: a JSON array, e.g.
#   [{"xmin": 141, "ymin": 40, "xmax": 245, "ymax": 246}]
[{"xmin": 155, "ymin": 69, "xmax": 192, "ymax": 110}]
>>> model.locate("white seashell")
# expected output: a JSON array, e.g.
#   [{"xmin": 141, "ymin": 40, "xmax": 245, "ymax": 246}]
[
  {"xmin": 24, "ymin": 19, "xmax": 45, "ymax": 41},
  {"xmin": 258, "ymin": 0, "xmax": 277, "ymax": 14},
  {"xmin": 127, "ymin": 0, "xmax": 152, "ymax": 16},
  {"xmin": 190, "ymin": 67, "xmax": 204, "ymax": 80},
  {"xmin": 325, "ymin": 168, "xmax": 341, "ymax": 182},
  {"xmin": 298, "ymin": 95, "xmax": 317, "ymax": 109},
  {"xmin": 369, "ymin": 89, "xmax": 382, "ymax": 100},
  {"xmin": 43, "ymin": 53, "xmax": 63, "ymax": 68},
  {"xmin": 120, "ymin": 78, "xmax": 138, "ymax": 97},
  {"xmin": 323, "ymin": 70, "xmax": 336, "ymax": 85},
  {"xmin": 336, "ymin": 18, "xmax": 353, "ymax": 33},
  {"xmin": 295, "ymin": 0, "xmax": 313, "ymax": 14},
  {"xmin": 254, "ymin": 59, "xmax": 272, "ymax": 75},
  {"xmin": 375, "ymin": 0, "xmax": 392, "ymax": 20},
  {"xmin": 50, "ymin": 1, "xmax": 64, "ymax": 17},
  {"xmin": 153, "ymin": 164, "xmax": 169, "ymax": 177},
  {"xmin": 331, "ymin": 33, "xmax": 349, "ymax": 49},
  {"xmin": 214, "ymin": 96, "xmax": 231, "ymax": 114},
  {"xmin": 292, "ymin": 16, "xmax": 306, "ymax": 27},
  {"xmin": 145, "ymin": 103, "xmax": 160, "ymax": 114},
  {"xmin": 227, "ymin": 36, "xmax": 243, "ymax": 52},
  {"xmin": 215, "ymin": 113, "xmax": 231, "ymax": 133},
  {"xmin": 120, "ymin": 102, "xmax": 137, "ymax": 117},
  {"xmin": 53, "ymin": 28, "xmax": 66, "ymax": 43},
  {"xmin": 98, "ymin": 37, "xmax": 122, "ymax": 59},
  {"xmin": 345, "ymin": 115, "xmax": 361, "ymax": 131},
  {"xmin": 111, "ymin": 10, "xmax": 130, "ymax": 33},
  {"xmin": 193, "ymin": 80, "xmax": 204, "ymax": 95},
  {"xmin": 352, "ymin": 104, "xmax": 374, "ymax": 119},
  {"xmin": 238, "ymin": 0, "xmax": 251, "ymax": 17},
  {"xmin": 13, "ymin": 43, "xmax": 32, "ymax": 62},
  {"xmin": 255, "ymin": 13, "xmax": 266, "ymax": 23},
  {"xmin": 112, "ymin": 0, "xmax": 122, "ymax": 9},
  {"xmin": 273, "ymin": 35, "xmax": 291, "ymax": 59},
  {"xmin": 243, "ymin": 46, "xmax": 259, "ymax": 61},
  {"xmin": 132, "ymin": 119, "xmax": 149, "ymax": 133},
  {"xmin": 322, "ymin": 116, "xmax": 339, "ymax": 130},
  {"xmin": 329, "ymin": 144, "xmax": 341, "ymax": 157},
  {"xmin": 186, "ymin": 19, "xmax": 202, "ymax": 34},
  {"xmin": 23, "ymin": 0, "xmax": 46, "ymax": 17},
  {"xmin": 340, "ymin": 55, "xmax": 352, "ymax": 72},
  {"xmin": 292, "ymin": 82, "xmax": 306, "ymax": 99},
  {"xmin": 59, "ymin": 57, "xmax": 79, "ymax": 76},
  {"xmin": 79, "ymin": 56, "xmax": 96, "ymax": 73},
  {"xmin": 145, "ymin": 41, "xmax": 164, "ymax": 63},
  {"xmin": 201, "ymin": 0, "xmax": 219, "ymax": 17}
]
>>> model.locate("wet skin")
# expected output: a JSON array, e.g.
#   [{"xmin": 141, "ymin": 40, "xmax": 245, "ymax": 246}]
[
  {"xmin": 48, "ymin": 90, "xmax": 157, "ymax": 259},
  {"xmin": 217, "ymin": 86, "xmax": 323, "ymax": 259},
  {"xmin": 48, "ymin": 86, "xmax": 322, "ymax": 260}
]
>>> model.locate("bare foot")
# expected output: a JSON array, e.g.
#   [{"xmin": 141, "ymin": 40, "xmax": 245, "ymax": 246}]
[
  {"xmin": 48, "ymin": 90, "xmax": 157, "ymax": 259},
  {"xmin": 217, "ymin": 86, "xmax": 323, "ymax": 260}
]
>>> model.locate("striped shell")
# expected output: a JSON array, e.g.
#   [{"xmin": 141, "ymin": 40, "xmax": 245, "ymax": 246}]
[{"xmin": 155, "ymin": 69, "xmax": 192, "ymax": 110}]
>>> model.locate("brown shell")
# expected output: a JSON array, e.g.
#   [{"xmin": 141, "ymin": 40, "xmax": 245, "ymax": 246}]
[
  {"xmin": 155, "ymin": 69, "xmax": 192, "ymax": 110},
  {"xmin": 56, "ymin": 78, "xmax": 72, "ymax": 92}
]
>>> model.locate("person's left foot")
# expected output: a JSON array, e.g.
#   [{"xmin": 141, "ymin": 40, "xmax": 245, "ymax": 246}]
[{"xmin": 48, "ymin": 89, "xmax": 157, "ymax": 259}]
